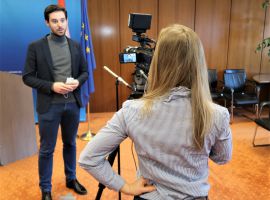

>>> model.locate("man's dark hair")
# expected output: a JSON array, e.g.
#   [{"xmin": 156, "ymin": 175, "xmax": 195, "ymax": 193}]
[{"xmin": 44, "ymin": 4, "xmax": 68, "ymax": 22}]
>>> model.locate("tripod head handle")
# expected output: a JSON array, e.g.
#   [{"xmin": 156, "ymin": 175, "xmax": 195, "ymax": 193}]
[
  {"xmin": 139, "ymin": 69, "xmax": 148, "ymax": 80},
  {"xmin": 103, "ymin": 66, "xmax": 132, "ymax": 89}
]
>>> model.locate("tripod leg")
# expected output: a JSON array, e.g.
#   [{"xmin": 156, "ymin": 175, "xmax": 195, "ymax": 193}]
[
  {"xmin": 96, "ymin": 78, "xmax": 122, "ymax": 200},
  {"xmin": 95, "ymin": 147, "xmax": 120, "ymax": 200},
  {"xmin": 118, "ymin": 147, "xmax": 121, "ymax": 200}
]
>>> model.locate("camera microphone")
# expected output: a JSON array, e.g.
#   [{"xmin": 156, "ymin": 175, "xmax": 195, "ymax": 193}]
[{"xmin": 103, "ymin": 66, "xmax": 132, "ymax": 89}]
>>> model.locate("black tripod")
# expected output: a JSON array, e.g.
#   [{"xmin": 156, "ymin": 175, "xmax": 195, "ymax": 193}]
[
  {"xmin": 96, "ymin": 67, "xmax": 132, "ymax": 200},
  {"xmin": 95, "ymin": 79, "xmax": 121, "ymax": 200}
]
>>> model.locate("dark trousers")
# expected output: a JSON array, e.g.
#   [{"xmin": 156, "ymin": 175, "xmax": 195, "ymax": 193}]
[{"xmin": 38, "ymin": 103, "xmax": 80, "ymax": 192}]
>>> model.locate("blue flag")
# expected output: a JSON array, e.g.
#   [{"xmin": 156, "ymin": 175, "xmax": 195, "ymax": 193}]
[{"xmin": 80, "ymin": 0, "xmax": 96, "ymax": 107}]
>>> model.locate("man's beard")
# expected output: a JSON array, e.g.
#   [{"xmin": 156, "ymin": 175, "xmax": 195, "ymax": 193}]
[{"xmin": 54, "ymin": 28, "xmax": 66, "ymax": 36}]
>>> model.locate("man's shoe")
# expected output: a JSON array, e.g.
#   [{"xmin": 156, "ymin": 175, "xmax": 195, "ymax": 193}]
[
  {"xmin": 66, "ymin": 179, "xmax": 87, "ymax": 195},
  {"xmin": 42, "ymin": 191, "xmax": 52, "ymax": 200}
]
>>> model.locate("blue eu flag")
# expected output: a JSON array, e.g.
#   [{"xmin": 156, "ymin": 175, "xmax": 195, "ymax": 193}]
[{"xmin": 80, "ymin": 0, "xmax": 96, "ymax": 107}]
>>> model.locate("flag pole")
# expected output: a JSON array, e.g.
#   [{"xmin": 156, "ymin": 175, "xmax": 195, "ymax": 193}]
[{"xmin": 80, "ymin": 103, "xmax": 95, "ymax": 141}]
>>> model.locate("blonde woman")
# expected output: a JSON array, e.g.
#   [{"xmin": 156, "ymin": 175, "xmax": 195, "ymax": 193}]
[{"xmin": 79, "ymin": 24, "xmax": 232, "ymax": 200}]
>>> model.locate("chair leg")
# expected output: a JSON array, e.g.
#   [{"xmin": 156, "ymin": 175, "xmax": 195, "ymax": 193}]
[
  {"xmin": 230, "ymin": 100, "xmax": 234, "ymax": 123},
  {"xmin": 230, "ymin": 90, "xmax": 234, "ymax": 123},
  {"xmin": 253, "ymin": 125, "xmax": 259, "ymax": 147},
  {"xmin": 255, "ymin": 104, "xmax": 258, "ymax": 118},
  {"xmin": 253, "ymin": 124, "xmax": 270, "ymax": 147}
]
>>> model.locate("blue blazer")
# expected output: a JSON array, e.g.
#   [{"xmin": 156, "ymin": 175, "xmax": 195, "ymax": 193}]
[{"xmin": 23, "ymin": 35, "xmax": 89, "ymax": 114}]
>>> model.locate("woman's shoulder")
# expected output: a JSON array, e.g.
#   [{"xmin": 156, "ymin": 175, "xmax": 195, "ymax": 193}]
[
  {"xmin": 211, "ymin": 103, "xmax": 230, "ymax": 129},
  {"xmin": 122, "ymin": 99, "xmax": 144, "ymax": 110},
  {"xmin": 120, "ymin": 99, "xmax": 144, "ymax": 121},
  {"xmin": 212, "ymin": 103, "xmax": 228, "ymax": 114}
]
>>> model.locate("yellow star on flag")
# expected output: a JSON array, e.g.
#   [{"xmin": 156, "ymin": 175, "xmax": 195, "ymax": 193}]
[
  {"xmin": 86, "ymin": 47, "xmax": 90, "ymax": 53},
  {"xmin": 82, "ymin": 23, "xmax": 84, "ymax": 29},
  {"xmin": 85, "ymin": 34, "xmax": 88, "ymax": 41}
]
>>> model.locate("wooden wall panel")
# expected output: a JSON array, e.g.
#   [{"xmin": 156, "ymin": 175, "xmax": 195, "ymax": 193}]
[
  {"xmin": 195, "ymin": 0, "xmax": 231, "ymax": 78},
  {"xmin": 119, "ymin": 0, "xmax": 158, "ymax": 105},
  {"xmin": 88, "ymin": 0, "xmax": 269, "ymax": 112},
  {"xmin": 227, "ymin": 0, "xmax": 265, "ymax": 77},
  {"xmin": 261, "ymin": 6, "xmax": 270, "ymax": 73},
  {"xmin": 88, "ymin": 0, "xmax": 120, "ymax": 112},
  {"xmin": 158, "ymin": 0, "xmax": 195, "ymax": 31}
]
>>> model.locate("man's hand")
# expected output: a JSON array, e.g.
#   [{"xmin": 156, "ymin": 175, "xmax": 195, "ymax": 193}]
[
  {"xmin": 66, "ymin": 79, "xmax": 79, "ymax": 90},
  {"xmin": 52, "ymin": 82, "xmax": 74, "ymax": 94},
  {"xmin": 120, "ymin": 177, "xmax": 156, "ymax": 196}
]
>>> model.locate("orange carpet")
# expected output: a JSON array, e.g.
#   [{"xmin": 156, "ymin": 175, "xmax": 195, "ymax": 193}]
[{"xmin": 0, "ymin": 112, "xmax": 269, "ymax": 200}]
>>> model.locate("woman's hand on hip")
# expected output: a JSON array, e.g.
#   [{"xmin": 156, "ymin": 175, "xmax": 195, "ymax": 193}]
[{"xmin": 120, "ymin": 177, "xmax": 156, "ymax": 196}]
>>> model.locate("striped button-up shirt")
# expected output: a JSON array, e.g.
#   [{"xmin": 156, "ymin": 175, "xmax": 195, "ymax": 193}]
[{"xmin": 79, "ymin": 86, "xmax": 232, "ymax": 199}]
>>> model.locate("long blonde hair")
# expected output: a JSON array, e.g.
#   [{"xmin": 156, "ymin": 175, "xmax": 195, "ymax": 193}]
[{"xmin": 141, "ymin": 24, "xmax": 213, "ymax": 150}]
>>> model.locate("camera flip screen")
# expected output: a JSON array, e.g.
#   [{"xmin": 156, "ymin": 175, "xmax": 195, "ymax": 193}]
[{"xmin": 119, "ymin": 53, "xmax": 137, "ymax": 63}]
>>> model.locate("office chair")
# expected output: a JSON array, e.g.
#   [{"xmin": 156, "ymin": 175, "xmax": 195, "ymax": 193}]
[
  {"xmin": 253, "ymin": 101, "xmax": 270, "ymax": 147},
  {"xmin": 207, "ymin": 69, "xmax": 225, "ymax": 103},
  {"xmin": 223, "ymin": 69, "xmax": 259, "ymax": 122}
]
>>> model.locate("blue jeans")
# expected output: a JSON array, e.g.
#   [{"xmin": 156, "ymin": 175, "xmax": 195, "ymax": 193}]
[{"xmin": 38, "ymin": 103, "xmax": 80, "ymax": 192}]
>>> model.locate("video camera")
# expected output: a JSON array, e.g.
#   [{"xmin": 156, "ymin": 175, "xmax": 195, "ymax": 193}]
[{"xmin": 119, "ymin": 13, "xmax": 155, "ymax": 99}]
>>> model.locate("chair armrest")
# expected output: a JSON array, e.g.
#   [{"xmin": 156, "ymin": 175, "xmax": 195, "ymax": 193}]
[
  {"xmin": 216, "ymin": 80, "xmax": 224, "ymax": 91},
  {"xmin": 246, "ymin": 79, "xmax": 257, "ymax": 87},
  {"xmin": 260, "ymin": 101, "xmax": 270, "ymax": 107},
  {"xmin": 245, "ymin": 79, "xmax": 258, "ymax": 94},
  {"xmin": 246, "ymin": 79, "xmax": 255, "ymax": 84},
  {"xmin": 258, "ymin": 101, "xmax": 270, "ymax": 118}
]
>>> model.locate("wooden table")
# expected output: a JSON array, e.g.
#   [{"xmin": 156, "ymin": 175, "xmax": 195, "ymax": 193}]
[
  {"xmin": 253, "ymin": 73, "xmax": 270, "ymax": 104},
  {"xmin": 253, "ymin": 74, "xmax": 270, "ymax": 84}
]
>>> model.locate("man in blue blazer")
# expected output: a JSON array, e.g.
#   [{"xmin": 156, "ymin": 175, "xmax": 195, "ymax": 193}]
[{"xmin": 23, "ymin": 5, "xmax": 88, "ymax": 200}]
